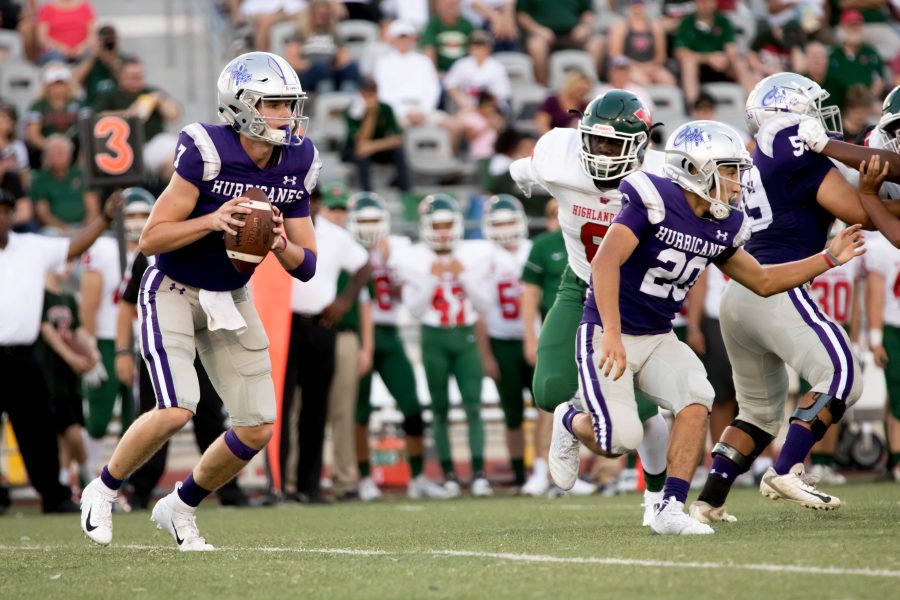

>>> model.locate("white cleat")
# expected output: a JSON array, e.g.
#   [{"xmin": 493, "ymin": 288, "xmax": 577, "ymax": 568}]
[
  {"xmin": 650, "ymin": 497, "xmax": 714, "ymax": 535},
  {"xmin": 807, "ymin": 464, "xmax": 847, "ymax": 485},
  {"xmin": 689, "ymin": 500, "xmax": 738, "ymax": 524},
  {"xmin": 80, "ymin": 478, "xmax": 115, "ymax": 546},
  {"xmin": 471, "ymin": 476, "xmax": 493, "ymax": 497},
  {"xmin": 759, "ymin": 464, "xmax": 841, "ymax": 510},
  {"xmin": 549, "ymin": 403, "xmax": 580, "ymax": 491},
  {"xmin": 520, "ymin": 474, "xmax": 550, "ymax": 497},
  {"xmin": 358, "ymin": 477, "xmax": 383, "ymax": 502},
  {"xmin": 443, "ymin": 478, "xmax": 463, "ymax": 499},
  {"xmin": 567, "ymin": 478, "xmax": 597, "ymax": 496},
  {"xmin": 407, "ymin": 474, "xmax": 449, "ymax": 500},
  {"xmin": 642, "ymin": 490, "xmax": 664, "ymax": 527},
  {"xmin": 151, "ymin": 488, "xmax": 215, "ymax": 551}
]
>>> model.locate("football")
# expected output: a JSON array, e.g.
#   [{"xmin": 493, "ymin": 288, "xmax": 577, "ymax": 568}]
[{"xmin": 224, "ymin": 187, "xmax": 276, "ymax": 274}]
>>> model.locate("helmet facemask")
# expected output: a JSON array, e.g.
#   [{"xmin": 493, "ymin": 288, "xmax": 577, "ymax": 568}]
[
  {"xmin": 579, "ymin": 122, "xmax": 648, "ymax": 182},
  {"xmin": 236, "ymin": 92, "xmax": 308, "ymax": 146},
  {"xmin": 484, "ymin": 210, "xmax": 527, "ymax": 247},
  {"xmin": 665, "ymin": 150, "xmax": 751, "ymax": 220},
  {"xmin": 348, "ymin": 209, "xmax": 390, "ymax": 246},
  {"xmin": 877, "ymin": 112, "xmax": 900, "ymax": 154},
  {"xmin": 421, "ymin": 212, "xmax": 463, "ymax": 252}
]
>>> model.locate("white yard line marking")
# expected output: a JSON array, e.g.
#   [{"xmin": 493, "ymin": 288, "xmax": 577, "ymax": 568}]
[{"xmin": 3, "ymin": 545, "xmax": 898, "ymax": 578}]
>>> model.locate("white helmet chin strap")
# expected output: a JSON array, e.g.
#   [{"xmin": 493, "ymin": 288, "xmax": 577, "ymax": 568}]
[{"xmin": 709, "ymin": 202, "xmax": 731, "ymax": 220}]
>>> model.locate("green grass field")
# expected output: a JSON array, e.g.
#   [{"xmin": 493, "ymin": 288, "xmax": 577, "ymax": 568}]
[{"xmin": 2, "ymin": 484, "xmax": 899, "ymax": 599}]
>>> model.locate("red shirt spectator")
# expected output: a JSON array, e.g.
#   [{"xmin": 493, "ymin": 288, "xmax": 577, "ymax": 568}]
[{"xmin": 38, "ymin": 0, "xmax": 95, "ymax": 62}]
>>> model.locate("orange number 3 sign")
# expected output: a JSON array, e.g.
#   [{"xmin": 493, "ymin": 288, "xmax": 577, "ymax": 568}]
[{"xmin": 93, "ymin": 116, "xmax": 135, "ymax": 175}]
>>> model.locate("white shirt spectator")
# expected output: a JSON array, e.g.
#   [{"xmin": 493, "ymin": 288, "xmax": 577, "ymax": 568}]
[
  {"xmin": 373, "ymin": 48, "xmax": 442, "ymax": 125},
  {"xmin": 0, "ymin": 233, "xmax": 69, "ymax": 345},
  {"xmin": 291, "ymin": 216, "xmax": 368, "ymax": 315},
  {"xmin": 443, "ymin": 54, "xmax": 511, "ymax": 108}
]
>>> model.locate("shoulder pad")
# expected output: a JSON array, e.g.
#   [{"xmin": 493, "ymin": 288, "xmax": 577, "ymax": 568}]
[
  {"xmin": 181, "ymin": 123, "xmax": 222, "ymax": 181},
  {"xmin": 733, "ymin": 212, "xmax": 752, "ymax": 247},
  {"xmin": 621, "ymin": 171, "xmax": 666, "ymax": 224},
  {"xmin": 756, "ymin": 113, "xmax": 804, "ymax": 158}
]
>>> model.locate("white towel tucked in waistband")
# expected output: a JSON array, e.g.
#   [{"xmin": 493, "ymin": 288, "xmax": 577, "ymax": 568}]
[{"xmin": 198, "ymin": 289, "xmax": 247, "ymax": 334}]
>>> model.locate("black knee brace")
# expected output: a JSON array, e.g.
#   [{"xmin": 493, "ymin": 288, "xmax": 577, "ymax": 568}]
[
  {"xmin": 402, "ymin": 414, "xmax": 424, "ymax": 437},
  {"xmin": 711, "ymin": 420, "xmax": 775, "ymax": 473},
  {"xmin": 791, "ymin": 393, "xmax": 847, "ymax": 440}
]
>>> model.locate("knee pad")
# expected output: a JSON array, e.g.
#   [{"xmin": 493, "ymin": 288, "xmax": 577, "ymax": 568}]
[
  {"xmin": 791, "ymin": 393, "xmax": 847, "ymax": 440},
  {"xmin": 711, "ymin": 419, "xmax": 774, "ymax": 472},
  {"xmin": 402, "ymin": 414, "xmax": 424, "ymax": 437}
]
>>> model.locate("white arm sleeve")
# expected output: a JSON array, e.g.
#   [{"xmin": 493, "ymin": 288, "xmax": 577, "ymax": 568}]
[
  {"xmin": 509, "ymin": 157, "xmax": 542, "ymax": 198},
  {"xmin": 402, "ymin": 276, "xmax": 440, "ymax": 319}
]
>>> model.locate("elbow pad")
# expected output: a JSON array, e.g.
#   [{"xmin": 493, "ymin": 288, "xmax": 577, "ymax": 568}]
[{"xmin": 288, "ymin": 248, "xmax": 317, "ymax": 281}]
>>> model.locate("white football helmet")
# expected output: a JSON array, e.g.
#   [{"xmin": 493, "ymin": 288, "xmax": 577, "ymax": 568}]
[
  {"xmin": 874, "ymin": 85, "xmax": 900, "ymax": 153},
  {"xmin": 419, "ymin": 194, "xmax": 463, "ymax": 251},
  {"xmin": 745, "ymin": 72, "xmax": 842, "ymax": 137},
  {"xmin": 347, "ymin": 192, "xmax": 390, "ymax": 246},
  {"xmin": 121, "ymin": 187, "xmax": 155, "ymax": 242},
  {"xmin": 664, "ymin": 120, "xmax": 752, "ymax": 220},
  {"xmin": 217, "ymin": 52, "xmax": 308, "ymax": 146},
  {"xmin": 482, "ymin": 194, "xmax": 527, "ymax": 247}
]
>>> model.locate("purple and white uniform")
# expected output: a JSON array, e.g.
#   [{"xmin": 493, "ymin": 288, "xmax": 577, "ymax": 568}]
[
  {"xmin": 576, "ymin": 171, "xmax": 748, "ymax": 455},
  {"xmin": 156, "ymin": 122, "xmax": 320, "ymax": 291},
  {"xmin": 137, "ymin": 123, "xmax": 320, "ymax": 424},
  {"xmin": 720, "ymin": 113, "xmax": 862, "ymax": 437}
]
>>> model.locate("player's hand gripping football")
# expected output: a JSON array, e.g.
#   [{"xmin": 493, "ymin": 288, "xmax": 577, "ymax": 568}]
[
  {"xmin": 825, "ymin": 223, "xmax": 866, "ymax": 265},
  {"xmin": 209, "ymin": 197, "xmax": 253, "ymax": 236},
  {"xmin": 270, "ymin": 205, "xmax": 287, "ymax": 253},
  {"xmin": 598, "ymin": 330, "xmax": 627, "ymax": 381},
  {"xmin": 858, "ymin": 154, "xmax": 890, "ymax": 196}
]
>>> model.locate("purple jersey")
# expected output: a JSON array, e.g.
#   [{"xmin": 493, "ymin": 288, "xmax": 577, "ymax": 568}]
[
  {"xmin": 583, "ymin": 172, "xmax": 750, "ymax": 334},
  {"xmin": 743, "ymin": 114, "xmax": 835, "ymax": 265},
  {"xmin": 156, "ymin": 123, "xmax": 321, "ymax": 291}
]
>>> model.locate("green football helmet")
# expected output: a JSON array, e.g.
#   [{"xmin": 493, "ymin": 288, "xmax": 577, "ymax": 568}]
[
  {"xmin": 876, "ymin": 85, "xmax": 900, "ymax": 153},
  {"xmin": 121, "ymin": 187, "xmax": 155, "ymax": 241},
  {"xmin": 578, "ymin": 89, "xmax": 652, "ymax": 183},
  {"xmin": 419, "ymin": 193, "xmax": 463, "ymax": 251},
  {"xmin": 483, "ymin": 194, "xmax": 527, "ymax": 246},
  {"xmin": 347, "ymin": 191, "xmax": 389, "ymax": 246}
]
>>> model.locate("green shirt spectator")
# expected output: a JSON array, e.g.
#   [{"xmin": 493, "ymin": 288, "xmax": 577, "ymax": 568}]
[
  {"xmin": 25, "ymin": 97, "xmax": 82, "ymax": 141},
  {"xmin": 521, "ymin": 229, "xmax": 567, "ymax": 316},
  {"xmin": 674, "ymin": 11, "xmax": 735, "ymax": 53},
  {"xmin": 91, "ymin": 57, "xmax": 181, "ymax": 144},
  {"xmin": 421, "ymin": 0, "xmax": 475, "ymax": 73},
  {"xmin": 31, "ymin": 164, "xmax": 91, "ymax": 226},
  {"xmin": 515, "ymin": 0, "xmax": 590, "ymax": 35},
  {"xmin": 335, "ymin": 270, "xmax": 363, "ymax": 332},
  {"xmin": 344, "ymin": 100, "xmax": 401, "ymax": 151}
]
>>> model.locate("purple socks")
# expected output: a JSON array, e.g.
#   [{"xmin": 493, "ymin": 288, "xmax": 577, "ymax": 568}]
[
  {"xmin": 100, "ymin": 465, "xmax": 123, "ymax": 491},
  {"xmin": 562, "ymin": 407, "xmax": 580, "ymax": 436},
  {"xmin": 177, "ymin": 474, "xmax": 212, "ymax": 508},
  {"xmin": 663, "ymin": 477, "xmax": 691, "ymax": 505},
  {"xmin": 773, "ymin": 423, "xmax": 816, "ymax": 475}
]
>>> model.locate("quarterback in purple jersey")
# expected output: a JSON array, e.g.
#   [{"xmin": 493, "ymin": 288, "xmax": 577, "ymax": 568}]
[
  {"xmin": 694, "ymin": 73, "xmax": 895, "ymax": 524},
  {"xmin": 551, "ymin": 120, "xmax": 865, "ymax": 535},
  {"xmin": 80, "ymin": 52, "xmax": 321, "ymax": 550}
]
